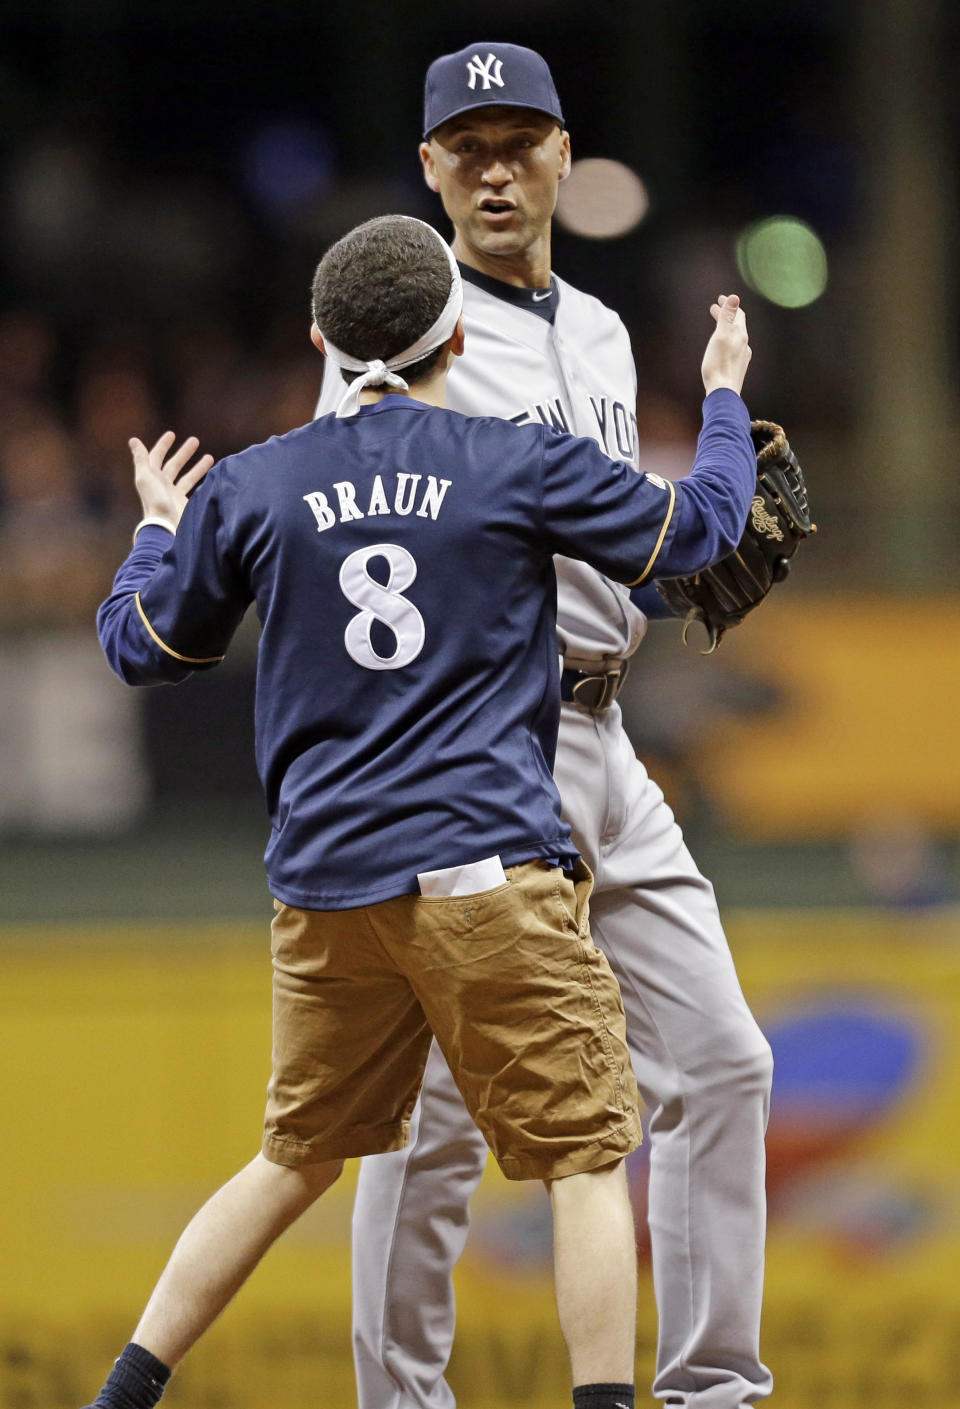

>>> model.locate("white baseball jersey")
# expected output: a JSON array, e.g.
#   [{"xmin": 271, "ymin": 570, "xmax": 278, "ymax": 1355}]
[
  {"xmin": 316, "ymin": 268, "xmax": 647, "ymax": 662},
  {"xmin": 335, "ymin": 262, "xmax": 774, "ymax": 1409}
]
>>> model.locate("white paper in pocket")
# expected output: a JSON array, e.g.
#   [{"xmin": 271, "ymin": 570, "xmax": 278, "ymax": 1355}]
[{"xmin": 417, "ymin": 855, "xmax": 507, "ymax": 898}]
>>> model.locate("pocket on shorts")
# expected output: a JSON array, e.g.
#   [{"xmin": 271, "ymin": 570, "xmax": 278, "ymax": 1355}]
[
  {"xmin": 414, "ymin": 878, "xmax": 514, "ymax": 911},
  {"xmin": 557, "ymin": 860, "xmax": 594, "ymax": 936},
  {"xmin": 557, "ymin": 872, "xmax": 579, "ymax": 931},
  {"xmin": 417, "ymin": 855, "xmax": 509, "ymax": 900},
  {"xmin": 270, "ymin": 896, "xmax": 307, "ymax": 961}
]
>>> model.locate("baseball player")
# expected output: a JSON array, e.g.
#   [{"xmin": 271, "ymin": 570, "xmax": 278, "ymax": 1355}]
[
  {"xmin": 313, "ymin": 44, "xmax": 774, "ymax": 1409},
  {"xmin": 85, "ymin": 215, "xmax": 756, "ymax": 1409}
]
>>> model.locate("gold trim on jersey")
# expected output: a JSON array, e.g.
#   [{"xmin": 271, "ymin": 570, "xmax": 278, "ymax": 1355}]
[
  {"xmin": 624, "ymin": 478, "xmax": 677, "ymax": 586},
  {"xmin": 135, "ymin": 592, "xmax": 224, "ymax": 664}
]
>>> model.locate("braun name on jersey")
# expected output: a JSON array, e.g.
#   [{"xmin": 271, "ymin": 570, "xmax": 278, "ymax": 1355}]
[{"xmin": 303, "ymin": 472, "xmax": 453, "ymax": 533}]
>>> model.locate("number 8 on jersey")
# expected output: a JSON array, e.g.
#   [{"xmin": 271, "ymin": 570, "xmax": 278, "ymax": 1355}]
[{"xmin": 339, "ymin": 543, "xmax": 426, "ymax": 671}]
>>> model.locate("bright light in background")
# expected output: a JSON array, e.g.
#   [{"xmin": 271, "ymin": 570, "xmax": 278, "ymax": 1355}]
[
  {"xmin": 556, "ymin": 158, "xmax": 649, "ymax": 239},
  {"xmin": 735, "ymin": 216, "xmax": 828, "ymax": 309}
]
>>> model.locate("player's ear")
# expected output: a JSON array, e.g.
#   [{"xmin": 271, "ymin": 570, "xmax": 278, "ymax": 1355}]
[
  {"xmin": 420, "ymin": 140, "xmax": 441, "ymax": 193},
  {"xmin": 450, "ymin": 316, "xmax": 465, "ymax": 358},
  {"xmin": 310, "ymin": 323, "xmax": 326, "ymax": 354},
  {"xmin": 557, "ymin": 128, "xmax": 571, "ymax": 182}
]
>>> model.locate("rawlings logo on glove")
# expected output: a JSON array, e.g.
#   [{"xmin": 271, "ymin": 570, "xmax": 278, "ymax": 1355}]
[
  {"xmin": 656, "ymin": 420, "xmax": 816, "ymax": 652},
  {"xmin": 749, "ymin": 495, "xmax": 784, "ymax": 542}
]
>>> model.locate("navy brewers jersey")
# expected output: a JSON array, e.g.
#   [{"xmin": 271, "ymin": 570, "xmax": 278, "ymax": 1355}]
[{"xmin": 98, "ymin": 391, "xmax": 754, "ymax": 909}]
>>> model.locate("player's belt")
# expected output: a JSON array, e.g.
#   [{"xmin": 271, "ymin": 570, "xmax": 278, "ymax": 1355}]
[{"xmin": 560, "ymin": 659, "xmax": 629, "ymax": 712}]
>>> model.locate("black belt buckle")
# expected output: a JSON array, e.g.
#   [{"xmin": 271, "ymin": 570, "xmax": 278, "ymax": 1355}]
[{"xmin": 562, "ymin": 661, "xmax": 628, "ymax": 711}]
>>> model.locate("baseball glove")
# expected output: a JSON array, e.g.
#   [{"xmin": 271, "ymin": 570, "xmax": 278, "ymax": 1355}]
[{"xmin": 655, "ymin": 420, "xmax": 815, "ymax": 652}]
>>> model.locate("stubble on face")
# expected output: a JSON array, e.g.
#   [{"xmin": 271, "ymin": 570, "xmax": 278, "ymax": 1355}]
[{"xmin": 421, "ymin": 108, "xmax": 570, "ymax": 287}]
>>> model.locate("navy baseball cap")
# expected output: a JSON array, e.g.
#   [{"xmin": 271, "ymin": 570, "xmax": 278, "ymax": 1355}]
[{"xmin": 423, "ymin": 42, "xmax": 564, "ymax": 138}]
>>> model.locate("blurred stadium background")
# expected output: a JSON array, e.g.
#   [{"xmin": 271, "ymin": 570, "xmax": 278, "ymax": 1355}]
[{"xmin": 2, "ymin": 1, "xmax": 959, "ymax": 1406}]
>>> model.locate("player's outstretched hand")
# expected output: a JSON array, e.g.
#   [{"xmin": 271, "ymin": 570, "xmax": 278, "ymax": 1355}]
[
  {"xmin": 130, "ymin": 431, "xmax": 215, "ymax": 531},
  {"xmin": 700, "ymin": 293, "xmax": 752, "ymax": 397}
]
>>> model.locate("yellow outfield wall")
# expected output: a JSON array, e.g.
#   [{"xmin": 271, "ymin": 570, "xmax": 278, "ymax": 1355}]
[
  {"xmin": 674, "ymin": 594, "xmax": 960, "ymax": 837},
  {"xmin": 2, "ymin": 909, "xmax": 960, "ymax": 1408}
]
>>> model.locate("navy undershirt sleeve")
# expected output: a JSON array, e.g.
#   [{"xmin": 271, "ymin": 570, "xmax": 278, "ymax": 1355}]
[
  {"xmin": 96, "ymin": 526, "xmax": 194, "ymax": 684},
  {"xmin": 97, "ymin": 472, "xmax": 250, "ymax": 686},
  {"xmin": 539, "ymin": 387, "xmax": 754, "ymax": 586},
  {"xmin": 652, "ymin": 388, "xmax": 755, "ymax": 578}
]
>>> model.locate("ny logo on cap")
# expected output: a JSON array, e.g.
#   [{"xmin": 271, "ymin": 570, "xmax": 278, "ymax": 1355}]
[{"xmin": 466, "ymin": 53, "xmax": 504, "ymax": 90}]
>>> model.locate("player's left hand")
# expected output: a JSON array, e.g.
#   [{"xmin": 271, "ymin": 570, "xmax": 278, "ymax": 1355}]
[
  {"xmin": 701, "ymin": 293, "xmax": 752, "ymax": 397},
  {"xmin": 130, "ymin": 431, "xmax": 214, "ymax": 531}
]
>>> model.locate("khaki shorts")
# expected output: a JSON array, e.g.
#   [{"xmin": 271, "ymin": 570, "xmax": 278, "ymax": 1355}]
[{"xmin": 264, "ymin": 859, "xmax": 641, "ymax": 1181}]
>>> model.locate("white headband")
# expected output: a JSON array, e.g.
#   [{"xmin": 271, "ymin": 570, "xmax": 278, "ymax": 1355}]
[{"xmin": 316, "ymin": 218, "xmax": 463, "ymax": 418}]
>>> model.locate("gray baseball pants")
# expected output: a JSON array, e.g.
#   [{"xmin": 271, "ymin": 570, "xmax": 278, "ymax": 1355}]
[{"xmin": 351, "ymin": 701, "xmax": 774, "ymax": 1408}]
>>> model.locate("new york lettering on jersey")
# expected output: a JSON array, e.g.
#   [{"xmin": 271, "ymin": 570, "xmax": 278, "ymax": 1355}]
[{"xmin": 506, "ymin": 394, "xmax": 637, "ymax": 462}]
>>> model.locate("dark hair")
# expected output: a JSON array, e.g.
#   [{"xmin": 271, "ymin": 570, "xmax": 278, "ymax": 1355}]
[{"xmin": 312, "ymin": 215, "xmax": 453, "ymax": 385}]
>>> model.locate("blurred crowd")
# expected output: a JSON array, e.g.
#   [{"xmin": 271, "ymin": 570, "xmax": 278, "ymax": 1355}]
[{"xmin": 0, "ymin": 306, "xmax": 319, "ymax": 632}]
